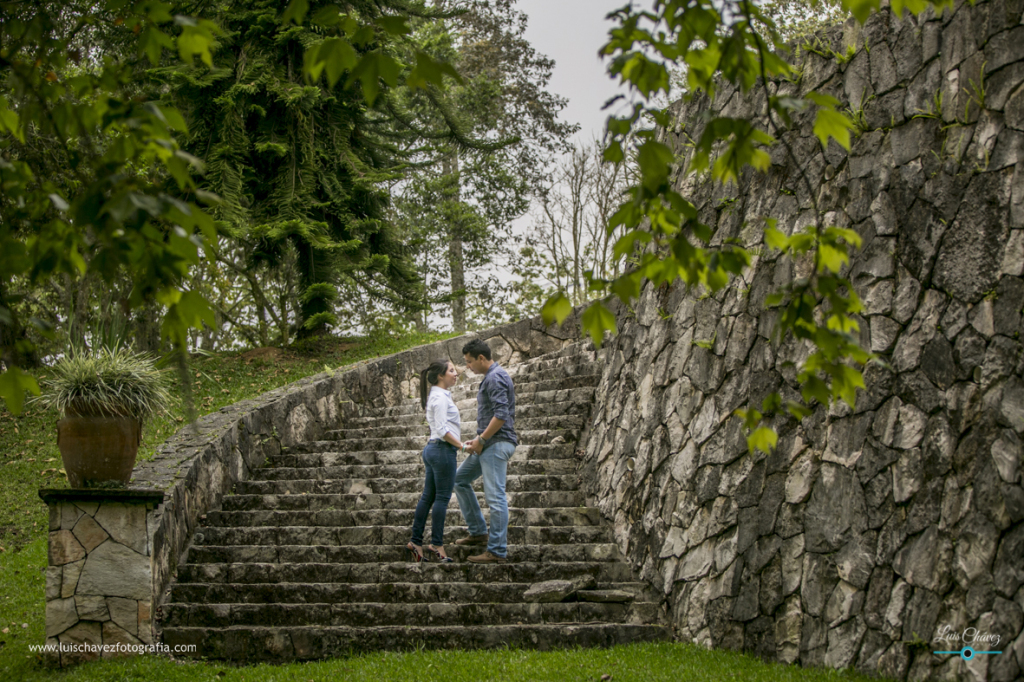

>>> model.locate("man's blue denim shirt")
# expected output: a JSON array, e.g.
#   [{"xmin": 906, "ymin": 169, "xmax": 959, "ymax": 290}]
[{"xmin": 476, "ymin": 363, "xmax": 517, "ymax": 445}]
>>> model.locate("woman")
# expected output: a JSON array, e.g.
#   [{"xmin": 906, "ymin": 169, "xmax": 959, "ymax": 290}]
[{"xmin": 407, "ymin": 358, "xmax": 462, "ymax": 562}]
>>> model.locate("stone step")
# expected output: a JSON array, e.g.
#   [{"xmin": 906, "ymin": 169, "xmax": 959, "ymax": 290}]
[
  {"xmin": 176, "ymin": 560, "xmax": 636, "ymax": 586},
  {"xmin": 163, "ymin": 600, "xmax": 661, "ymax": 629},
  {"xmin": 220, "ymin": 490, "xmax": 585, "ymax": 512},
  {"xmin": 444, "ymin": 373, "xmax": 602, "ymax": 400},
  {"xmin": 170, "ymin": 580, "xmax": 648, "ymax": 605},
  {"xmin": 161, "ymin": 623, "xmax": 671, "ymax": 661},
  {"xmin": 324, "ymin": 426, "xmax": 581, "ymax": 445},
  {"xmin": 191, "ymin": 524, "xmax": 612, "ymax": 547},
  {"xmin": 254, "ymin": 460, "xmax": 574, "ymax": 482},
  {"xmin": 272, "ymin": 440, "xmax": 577, "ymax": 462},
  {"xmin": 269, "ymin": 441, "xmax": 575, "ymax": 459},
  {"xmin": 182, "ymin": 542, "xmax": 622, "ymax": 565},
  {"xmin": 202, "ymin": 507, "xmax": 604, "ymax": 529},
  {"xmin": 234, "ymin": 474, "xmax": 580, "ymax": 496},
  {"xmin": 375, "ymin": 389, "xmax": 596, "ymax": 418},
  {"xmin": 339, "ymin": 413, "xmax": 586, "ymax": 431}
]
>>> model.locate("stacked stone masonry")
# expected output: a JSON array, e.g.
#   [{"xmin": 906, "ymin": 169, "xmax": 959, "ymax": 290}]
[
  {"xmin": 40, "ymin": 491, "xmax": 163, "ymax": 666},
  {"xmin": 577, "ymin": 2, "xmax": 1024, "ymax": 681}
]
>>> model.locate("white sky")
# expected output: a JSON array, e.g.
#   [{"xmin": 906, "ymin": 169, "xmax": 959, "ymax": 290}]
[{"xmin": 515, "ymin": 0, "xmax": 633, "ymax": 143}]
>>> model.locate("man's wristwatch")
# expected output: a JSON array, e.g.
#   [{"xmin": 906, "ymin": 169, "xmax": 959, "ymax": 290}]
[{"xmin": 478, "ymin": 434, "xmax": 489, "ymax": 447}]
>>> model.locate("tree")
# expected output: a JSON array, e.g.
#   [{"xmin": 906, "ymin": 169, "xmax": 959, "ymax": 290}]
[
  {"xmin": 541, "ymin": 0, "xmax": 952, "ymax": 449},
  {"xmin": 391, "ymin": 0, "xmax": 577, "ymax": 332},
  {"xmin": 0, "ymin": 0, "xmax": 466, "ymax": 413},
  {"xmin": 517, "ymin": 139, "xmax": 634, "ymax": 308}
]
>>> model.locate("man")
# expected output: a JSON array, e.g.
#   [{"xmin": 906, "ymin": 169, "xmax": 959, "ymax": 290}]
[{"xmin": 453, "ymin": 338, "xmax": 517, "ymax": 563}]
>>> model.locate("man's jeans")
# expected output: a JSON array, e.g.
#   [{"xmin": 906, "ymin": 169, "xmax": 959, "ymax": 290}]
[{"xmin": 453, "ymin": 440, "xmax": 514, "ymax": 557}]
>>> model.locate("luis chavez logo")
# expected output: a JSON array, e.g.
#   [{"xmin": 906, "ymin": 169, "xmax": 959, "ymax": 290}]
[{"xmin": 933, "ymin": 625, "xmax": 1004, "ymax": 660}]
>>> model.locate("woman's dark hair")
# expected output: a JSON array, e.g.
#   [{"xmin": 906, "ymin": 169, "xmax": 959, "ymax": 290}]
[
  {"xmin": 461, "ymin": 338, "xmax": 491, "ymax": 360},
  {"xmin": 420, "ymin": 359, "xmax": 451, "ymax": 410}
]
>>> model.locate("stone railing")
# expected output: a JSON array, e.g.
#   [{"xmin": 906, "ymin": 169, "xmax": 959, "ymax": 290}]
[{"xmin": 39, "ymin": 310, "xmax": 584, "ymax": 664}]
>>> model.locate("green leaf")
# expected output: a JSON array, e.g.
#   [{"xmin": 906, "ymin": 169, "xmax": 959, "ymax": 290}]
[
  {"xmin": 603, "ymin": 140, "xmax": 624, "ymax": 164},
  {"xmin": 177, "ymin": 25, "xmax": 214, "ymax": 67},
  {"xmin": 801, "ymin": 376, "xmax": 831, "ymax": 406},
  {"xmin": 636, "ymin": 140, "xmax": 675, "ymax": 191},
  {"xmin": 311, "ymin": 5, "xmax": 341, "ymax": 25},
  {"xmin": 281, "ymin": 0, "xmax": 308, "ymax": 25},
  {"xmin": 0, "ymin": 366, "xmax": 40, "ymax": 415},
  {"xmin": 813, "ymin": 108, "xmax": 853, "ymax": 151},
  {"xmin": 610, "ymin": 274, "xmax": 641, "ymax": 303},
  {"xmin": 376, "ymin": 16, "xmax": 410, "ymax": 36},
  {"xmin": 747, "ymin": 426, "xmax": 778, "ymax": 454},
  {"xmin": 818, "ymin": 243, "xmax": 848, "ymax": 273},
  {"xmin": 765, "ymin": 227, "xmax": 788, "ymax": 251},
  {"xmin": 0, "ymin": 99, "xmax": 24, "ymax": 142},
  {"xmin": 348, "ymin": 51, "xmax": 402, "ymax": 105},
  {"xmin": 159, "ymin": 106, "xmax": 188, "ymax": 132},
  {"xmin": 139, "ymin": 24, "xmax": 174, "ymax": 66},
  {"xmin": 581, "ymin": 300, "xmax": 617, "ymax": 349},
  {"xmin": 407, "ymin": 51, "xmax": 462, "ymax": 90},
  {"xmin": 785, "ymin": 401, "xmax": 813, "ymax": 420},
  {"xmin": 541, "ymin": 292, "xmax": 572, "ymax": 326},
  {"xmin": 841, "ymin": 0, "xmax": 882, "ymax": 24}
]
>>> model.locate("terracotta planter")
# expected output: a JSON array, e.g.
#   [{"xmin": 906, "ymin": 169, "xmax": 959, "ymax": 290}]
[{"xmin": 56, "ymin": 415, "xmax": 142, "ymax": 487}]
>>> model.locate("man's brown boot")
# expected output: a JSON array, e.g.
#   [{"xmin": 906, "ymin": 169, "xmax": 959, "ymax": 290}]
[
  {"xmin": 455, "ymin": 534, "xmax": 488, "ymax": 546},
  {"xmin": 467, "ymin": 551, "xmax": 507, "ymax": 564}
]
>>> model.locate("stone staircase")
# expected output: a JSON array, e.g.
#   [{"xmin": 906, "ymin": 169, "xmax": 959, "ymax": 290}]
[{"xmin": 160, "ymin": 344, "xmax": 672, "ymax": 660}]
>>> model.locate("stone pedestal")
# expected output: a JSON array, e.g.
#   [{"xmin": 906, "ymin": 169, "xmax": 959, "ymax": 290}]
[{"xmin": 38, "ymin": 489, "xmax": 164, "ymax": 666}]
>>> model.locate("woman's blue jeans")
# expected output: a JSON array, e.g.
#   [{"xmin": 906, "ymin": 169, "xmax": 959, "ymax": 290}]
[{"xmin": 410, "ymin": 440, "xmax": 458, "ymax": 547}]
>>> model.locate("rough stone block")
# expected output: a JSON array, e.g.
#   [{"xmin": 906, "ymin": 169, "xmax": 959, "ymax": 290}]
[
  {"xmin": 106, "ymin": 597, "xmax": 139, "ymax": 637},
  {"xmin": 933, "ymin": 171, "xmax": 1012, "ymax": 303},
  {"xmin": 76, "ymin": 541, "xmax": 151, "ymax": 600},
  {"xmin": 49, "ymin": 530, "xmax": 86, "ymax": 567},
  {"xmin": 100, "ymin": 621, "xmax": 141, "ymax": 658},
  {"xmin": 46, "ymin": 597, "xmax": 78, "ymax": 638},
  {"xmin": 57, "ymin": 621, "xmax": 102, "ymax": 665},
  {"xmin": 71, "ymin": 514, "xmax": 108, "ymax": 554},
  {"xmin": 61, "ymin": 559, "xmax": 84, "ymax": 599},
  {"xmin": 892, "ymin": 525, "xmax": 952, "ymax": 593},
  {"xmin": 74, "ymin": 595, "xmax": 110, "ymax": 622},
  {"xmin": 523, "ymin": 580, "xmax": 574, "ymax": 603}
]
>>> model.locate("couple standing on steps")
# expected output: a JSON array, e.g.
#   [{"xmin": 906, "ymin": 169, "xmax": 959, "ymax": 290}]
[{"xmin": 406, "ymin": 338, "xmax": 517, "ymax": 565}]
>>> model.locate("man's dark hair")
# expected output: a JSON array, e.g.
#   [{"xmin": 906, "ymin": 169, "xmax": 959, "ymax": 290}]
[{"xmin": 462, "ymin": 338, "xmax": 491, "ymax": 360}]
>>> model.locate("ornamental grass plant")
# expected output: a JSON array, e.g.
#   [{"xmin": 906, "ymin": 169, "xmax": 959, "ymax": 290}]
[{"xmin": 36, "ymin": 346, "xmax": 173, "ymax": 423}]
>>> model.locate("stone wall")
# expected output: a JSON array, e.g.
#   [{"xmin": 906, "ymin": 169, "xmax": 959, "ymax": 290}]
[{"xmin": 579, "ymin": 2, "xmax": 1024, "ymax": 680}]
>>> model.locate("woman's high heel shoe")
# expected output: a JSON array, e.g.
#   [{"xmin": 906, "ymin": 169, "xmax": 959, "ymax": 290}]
[
  {"xmin": 406, "ymin": 542, "xmax": 424, "ymax": 563},
  {"xmin": 426, "ymin": 545, "xmax": 453, "ymax": 563}
]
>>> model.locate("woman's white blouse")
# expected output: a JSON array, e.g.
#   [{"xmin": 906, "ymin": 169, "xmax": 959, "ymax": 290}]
[{"xmin": 426, "ymin": 385, "xmax": 461, "ymax": 442}]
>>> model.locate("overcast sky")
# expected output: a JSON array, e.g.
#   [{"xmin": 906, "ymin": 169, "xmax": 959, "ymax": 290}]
[{"xmin": 514, "ymin": 0, "xmax": 633, "ymax": 143}]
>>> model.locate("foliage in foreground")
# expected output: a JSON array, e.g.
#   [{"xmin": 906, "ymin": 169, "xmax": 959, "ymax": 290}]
[{"xmin": 0, "ymin": 0, "xmax": 472, "ymax": 414}]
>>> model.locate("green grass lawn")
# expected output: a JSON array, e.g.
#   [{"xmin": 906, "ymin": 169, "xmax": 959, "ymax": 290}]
[{"xmin": 0, "ymin": 332, "xmax": 886, "ymax": 681}]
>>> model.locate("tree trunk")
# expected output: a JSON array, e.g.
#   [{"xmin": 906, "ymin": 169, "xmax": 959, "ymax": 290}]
[{"xmin": 444, "ymin": 152, "xmax": 467, "ymax": 333}]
